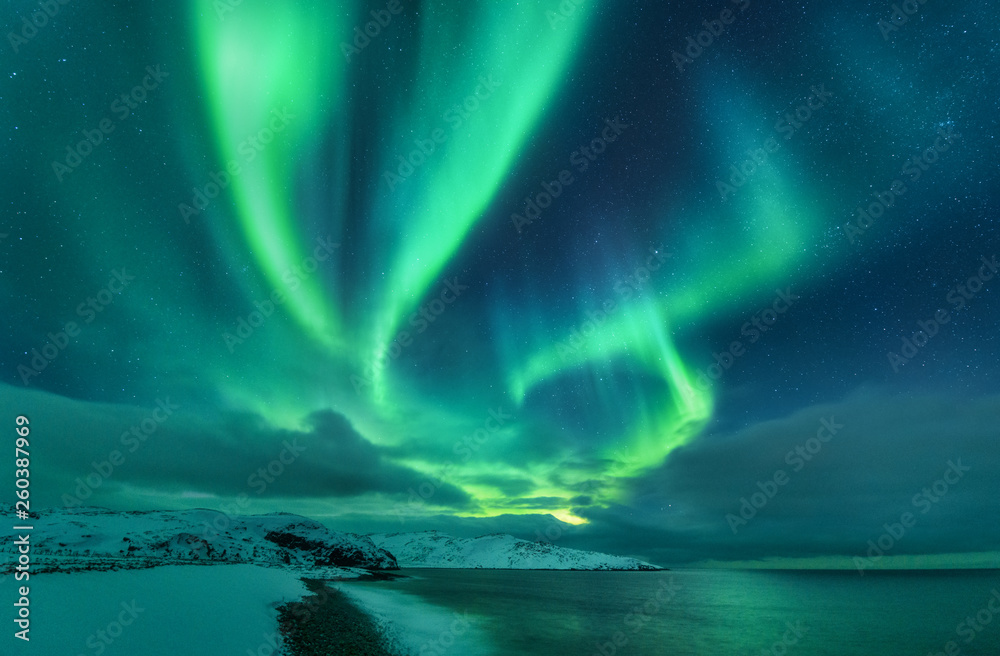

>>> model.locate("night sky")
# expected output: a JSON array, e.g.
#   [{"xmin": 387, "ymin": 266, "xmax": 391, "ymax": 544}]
[{"xmin": 3, "ymin": 0, "xmax": 999, "ymax": 567}]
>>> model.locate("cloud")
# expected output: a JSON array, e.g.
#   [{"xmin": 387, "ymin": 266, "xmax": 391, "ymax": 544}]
[
  {"xmin": 349, "ymin": 390, "xmax": 1000, "ymax": 566},
  {"xmin": 461, "ymin": 472, "xmax": 538, "ymax": 497},
  {"xmin": 0, "ymin": 385, "xmax": 471, "ymax": 509},
  {"xmin": 8, "ymin": 383, "xmax": 998, "ymax": 568},
  {"xmin": 587, "ymin": 389, "xmax": 1000, "ymax": 563}
]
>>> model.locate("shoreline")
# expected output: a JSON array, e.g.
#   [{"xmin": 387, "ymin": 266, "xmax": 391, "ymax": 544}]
[
  {"xmin": 279, "ymin": 572, "xmax": 497, "ymax": 656},
  {"xmin": 277, "ymin": 578, "xmax": 398, "ymax": 656},
  {"xmin": 275, "ymin": 567, "xmax": 668, "ymax": 655}
]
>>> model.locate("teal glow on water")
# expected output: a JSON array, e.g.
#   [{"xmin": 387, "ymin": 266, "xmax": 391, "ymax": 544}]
[{"xmin": 347, "ymin": 569, "xmax": 1000, "ymax": 655}]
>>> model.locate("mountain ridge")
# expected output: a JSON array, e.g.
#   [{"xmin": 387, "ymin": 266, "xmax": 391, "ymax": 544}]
[
  {"xmin": 1, "ymin": 506, "xmax": 660, "ymax": 573},
  {"xmin": 369, "ymin": 530, "xmax": 661, "ymax": 570},
  {"xmin": 0, "ymin": 506, "xmax": 396, "ymax": 574}
]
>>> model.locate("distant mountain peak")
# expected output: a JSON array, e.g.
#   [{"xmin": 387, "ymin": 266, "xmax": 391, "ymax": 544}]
[{"xmin": 368, "ymin": 531, "xmax": 661, "ymax": 570}]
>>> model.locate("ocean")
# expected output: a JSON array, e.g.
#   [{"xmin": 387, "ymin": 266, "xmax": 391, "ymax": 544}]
[{"xmin": 338, "ymin": 568, "xmax": 1000, "ymax": 656}]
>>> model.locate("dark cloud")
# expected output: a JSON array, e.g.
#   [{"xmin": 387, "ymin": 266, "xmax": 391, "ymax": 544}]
[
  {"xmin": 8, "ymin": 381, "xmax": 998, "ymax": 567},
  {"xmin": 327, "ymin": 391, "xmax": 1000, "ymax": 567},
  {"xmin": 0, "ymin": 386, "xmax": 471, "ymax": 509},
  {"xmin": 582, "ymin": 390, "xmax": 1000, "ymax": 563},
  {"xmin": 464, "ymin": 473, "xmax": 539, "ymax": 497},
  {"xmin": 495, "ymin": 496, "xmax": 569, "ymax": 509},
  {"xmin": 328, "ymin": 512, "xmax": 574, "ymax": 544}
]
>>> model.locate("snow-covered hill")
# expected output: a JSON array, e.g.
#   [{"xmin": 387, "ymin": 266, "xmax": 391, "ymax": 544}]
[
  {"xmin": 369, "ymin": 531, "xmax": 661, "ymax": 570},
  {"xmin": 0, "ymin": 507, "xmax": 397, "ymax": 573},
  {"xmin": 0, "ymin": 507, "xmax": 659, "ymax": 573}
]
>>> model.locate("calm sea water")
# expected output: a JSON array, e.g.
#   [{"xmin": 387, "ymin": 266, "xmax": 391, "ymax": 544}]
[{"xmin": 345, "ymin": 569, "xmax": 1000, "ymax": 656}]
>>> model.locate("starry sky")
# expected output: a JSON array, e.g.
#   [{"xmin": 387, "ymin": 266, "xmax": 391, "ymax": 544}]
[{"xmin": 3, "ymin": 0, "xmax": 999, "ymax": 567}]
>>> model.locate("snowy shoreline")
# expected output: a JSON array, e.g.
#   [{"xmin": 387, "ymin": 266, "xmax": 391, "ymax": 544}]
[
  {"xmin": 1, "ymin": 508, "xmax": 664, "ymax": 654},
  {"xmin": 330, "ymin": 578, "xmax": 495, "ymax": 656}
]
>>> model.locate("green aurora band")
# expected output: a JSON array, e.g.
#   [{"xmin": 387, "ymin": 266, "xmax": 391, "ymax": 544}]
[
  {"xmin": 193, "ymin": 0, "xmax": 349, "ymax": 348},
  {"xmin": 188, "ymin": 1, "xmax": 837, "ymax": 522}
]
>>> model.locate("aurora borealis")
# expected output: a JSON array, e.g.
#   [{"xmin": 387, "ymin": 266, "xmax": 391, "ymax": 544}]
[{"xmin": 4, "ymin": 0, "xmax": 1000, "ymax": 566}]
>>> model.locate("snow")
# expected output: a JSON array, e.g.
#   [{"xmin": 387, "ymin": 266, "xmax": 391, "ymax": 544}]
[
  {"xmin": 0, "ymin": 507, "xmax": 397, "ymax": 572},
  {"xmin": 369, "ymin": 531, "xmax": 660, "ymax": 570},
  {"xmin": 332, "ymin": 581, "xmax": 495, "ymax": 656},
  {"xmin": 0, "ymin": 509, "xmax": 658, "ymax": 656},
  {"xmin": 2, "ymin": 564, "xmax": 305, "ymax": 656}
]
